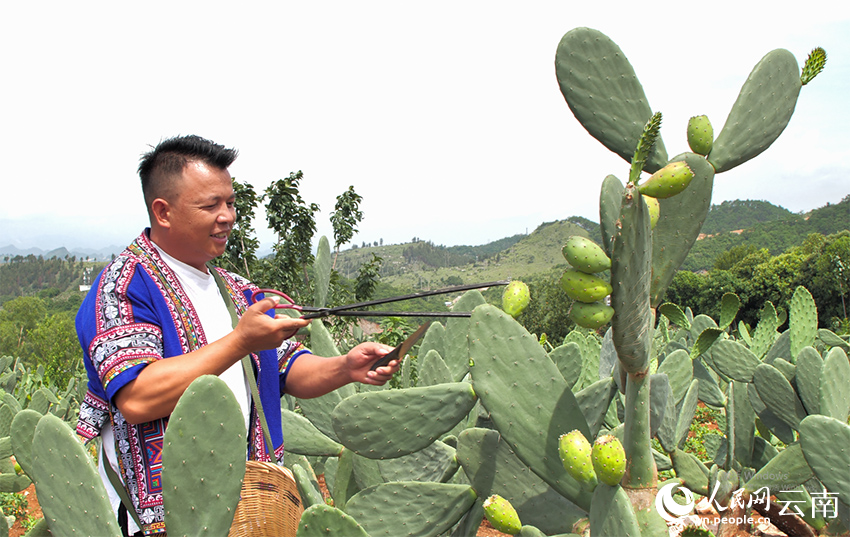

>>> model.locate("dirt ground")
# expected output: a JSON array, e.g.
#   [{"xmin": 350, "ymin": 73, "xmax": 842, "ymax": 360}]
[{"xmin": 9, "ymin": 483, "xmax": 40, "ymax": 537}]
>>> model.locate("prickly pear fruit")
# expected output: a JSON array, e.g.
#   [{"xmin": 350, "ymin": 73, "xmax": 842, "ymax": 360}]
[
  {"xmin": 562, "ymin": 236, "xmax": 611, "ymax": 274},
  {"xmin": 680, "ymin": 525, "xmax": 716, "ymax": 537},
  {"xmin": 482, "ymin": 494, "xmax": 522, "ymax": 535},
  {"xmin": 687, "ymin": 115, "xmax": 713, "ymax": 155},
  {"xmin": 637, "ymin": 161, "xmax": 695, "ymax": 199},
  {"xmin": 591, "ymin": 435, "xmax": 626, "ymax": 486},
  {"xmin": 569, "ymin": 301, "xmax": 614, "ymax": 329},
  {"xmin": 559, "ymin": 429, "xmax": 598, "ymax": 491},
  {"xmin": 801, "ymin": 47, "xmax": 826, "ymax": 85},
  {"xmin": 645, "ymin": 196, "xmax": 660, "ymax": 229},
  {"xmin": 502, "ymin": 281, "xmax": 530, "ymax": 318},
  {"xmin": 560, "ymin": 269, "xmax": 612, "ymax": 303}
]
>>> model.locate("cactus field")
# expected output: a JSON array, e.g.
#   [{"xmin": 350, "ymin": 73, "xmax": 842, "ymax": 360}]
[{"xmin": 0, "ymin": 26, "xmax": 846, "ymax": 537}]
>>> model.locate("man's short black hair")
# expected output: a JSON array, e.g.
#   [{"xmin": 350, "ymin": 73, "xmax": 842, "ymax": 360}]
[{"xmin": 138, "ymin": 135, "xmax": 238, "ymax": 214}]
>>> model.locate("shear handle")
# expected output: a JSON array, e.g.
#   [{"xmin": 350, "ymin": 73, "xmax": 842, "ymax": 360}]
[{"xmin": 251, "ymin": 288, "xmax": 302, "ymax": 312}]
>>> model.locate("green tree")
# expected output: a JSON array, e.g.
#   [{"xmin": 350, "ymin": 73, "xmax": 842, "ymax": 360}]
[
  {"xmin": 0, "ymin": 296, "xmax": 48, "ymax": 355},
  {"xmin": 330, "ymin": 186, "xmax": 364, "ymax": 269},
  {"xmin": 218, "ymin": 178, "xmax": 260, "ymax": 278},
  {"xmin": 260, "ymin": 171, "xmax": 319, "ymax": 301},
  {"xmin": 355, "ymin": 254, "xmax": 383, "ymax": 302},
  {"xmin": 25, "ymin": 311, "xmax": 82, "ymax": 387}
]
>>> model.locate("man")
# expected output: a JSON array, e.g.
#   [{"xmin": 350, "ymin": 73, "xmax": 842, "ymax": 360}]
[{"xmin": 75, "ymin": 135, "xmax": 398, "ymax": 535}]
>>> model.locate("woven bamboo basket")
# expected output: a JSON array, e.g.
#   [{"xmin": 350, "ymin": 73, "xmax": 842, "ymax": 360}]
[{"xmin": 228, "ymin": 461, "xmax": 303, "ymax": 537}]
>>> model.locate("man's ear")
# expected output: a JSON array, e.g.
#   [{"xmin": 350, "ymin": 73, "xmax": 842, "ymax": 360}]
[{"xmin": 150, "ymin": 198, "xmax": 172, "ymax": 229}]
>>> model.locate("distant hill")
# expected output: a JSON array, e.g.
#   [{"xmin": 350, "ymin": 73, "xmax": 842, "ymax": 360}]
[
  {"xmin": 335, "ymin": 219, "xmax": 593, "ymax": 289},
  {"xmin": 334, "ymin": 195, "xmax": 849, "ymax": 290},
  {"xmin": 682, "ymin": 195, "xmax": 850, "ymax": 272},
  {"xmin": 699, "ymin": 199, "xmax": 796, "ymax": 235},
  {"xmin": 0, "ymin": 244, "xmax": 120, "ymax": 262}
]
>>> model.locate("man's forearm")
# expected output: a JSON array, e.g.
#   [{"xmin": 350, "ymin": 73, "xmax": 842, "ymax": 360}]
[
  {"xmin": 283, "ymin": 353, "xmax": 351, "ymax": 399},
  {"xmin": 113, "ymin": 332, "xmax": 250, "ymax": 424}
]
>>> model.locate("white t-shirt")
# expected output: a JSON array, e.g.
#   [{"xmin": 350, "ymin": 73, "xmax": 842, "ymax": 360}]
[{"xmin": 100, "ymin": 246, "xmax": 251, "ymax": 533}]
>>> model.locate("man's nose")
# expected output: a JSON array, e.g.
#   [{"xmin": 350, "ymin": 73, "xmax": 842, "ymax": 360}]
[{"xmin": 218, "ymin": 205, "xmax": 235, "ymax": 224}]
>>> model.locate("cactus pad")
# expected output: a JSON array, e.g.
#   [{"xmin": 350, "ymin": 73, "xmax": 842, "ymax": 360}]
[
  {"xmin": 331, "ymin": 382, "xmax": 477, "ymax": 459},
  {"xmin": 707, "ymin": 49, "xmax": 802, "ymax": 173},
  {"xmin": 32, "ymin": 413, "xmax": 121, "ymax": 537},
  {"xmin": 555, "ymin": 27, "xmax": 667, "ymax": 173},
  {"xmin": 161, "ymin": 375, "xmax": 247, "ymax": 536}
]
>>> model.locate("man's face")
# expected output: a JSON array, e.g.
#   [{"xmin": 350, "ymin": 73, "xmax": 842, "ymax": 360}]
[{"xmin": 164, "ymin": 161, "xmax": 236, "ymax": 271}]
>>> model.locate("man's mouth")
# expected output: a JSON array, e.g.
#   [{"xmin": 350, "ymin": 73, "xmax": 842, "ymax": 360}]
[{"xmin": 212, "ymin": 232, "xmax": 229, "ymax": 240}]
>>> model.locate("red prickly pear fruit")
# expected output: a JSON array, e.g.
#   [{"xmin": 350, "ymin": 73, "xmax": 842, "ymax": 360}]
[
  {"xmin": 502, "ymin": 281, "xmax": 530, "ymax": 318},
  {"xmin": 560, "ymin": 269, "xmax": 612, "ymax": 303},
  {"xmin": 562, "ymin": 236, "xmax": 611, "ymax": 274},
  {"xmin": 482, "ymin": 494, "xmax": 522, "ymax": 535},
  {"xmin": 591, "ymin": 434, "xmax": 626, "ymax": 486},
  {"xmin": 569, "ymin": 301, "xmax": 614, "ymax": 329},
  {"xmin": 638, "ymin": 161, "xmax": 695, "ymax": 199},
  {"xmin": 559, "ymin": 429, "xmax": 598, "ymax": 491},
  {"xmin": 645, "ymin": 196, "xmax": 660, "ymax": 229},
  {"xmin": 687, "ymin": 115, "xmax": 714, "ymax": 156}
]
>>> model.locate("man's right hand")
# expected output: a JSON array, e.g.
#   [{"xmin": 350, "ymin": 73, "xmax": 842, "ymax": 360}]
[{"xmin": 232, "ymin": 296, "xmax": 311, "ymax": 355}]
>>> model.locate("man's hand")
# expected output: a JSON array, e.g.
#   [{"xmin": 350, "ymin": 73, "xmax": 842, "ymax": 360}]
[
  {"xmin": 284, "ymin": 342, "xmax": 399, "ymax": 399},
  {"xmin": 345, "ymin": 342, "xmax": 399, "ymax": 385},
  {"xmin": 232, "ymin": 296, "xmax": 311, "ymax": 355}
]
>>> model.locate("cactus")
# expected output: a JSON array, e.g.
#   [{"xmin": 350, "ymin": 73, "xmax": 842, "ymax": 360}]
[
  {"xmin": 591, "ymin": 435, "xmax": 626, "ymax": 487},
  {"xmin": 297, "ymin": 504, "xmax": 369, "ymax": 537},
  {"xmin": 31, "ymin": 413, "xmax": 121, "ymax": 536},
  {"xmin": 569, "ymin": 302, "xmax": 615, "ymax": 330},
  {"xmin": 560, "ymin": 270, "xmax": 613, "ymax": 303},
  {"xmin": 483, "ymin": 494, "xmax": 523, "ymax": 535},
  {"xmin": 161, "ymin": 375, "xmax": 247, "ymax": 536},
  {"xmin": 502, "ymin": 280, "xmax": 531, "ymax": 318},
  {"xmin": 559, "ymin": 430, "xmax": 598, "ymax": 491},
  {"xmin": 686, "ymin": 115, "xmax": 713, "ymax": 156},
  {"xmin": 563, "ymin": 236, "xmax": 611, "ymax": 274},
  {"xmin": 637, "ymin": 161, "xmax": 695, "ymax": 199}
]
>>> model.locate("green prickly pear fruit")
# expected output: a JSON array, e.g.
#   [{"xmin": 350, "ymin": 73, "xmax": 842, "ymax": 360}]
[
  {"xmin": 687, "ymin": 115, "xmax": 713, "ymax": 156},
  {"xmin": 482, "ymin": 494, "xmax": 522, "ymax": 535},
  {"xmin": 569, "ymin": 301, "xmax": 614, "ymax": 329},
  {"xmin": 637, "ymin": 161, "xmax": 695, "ymax": 199},
  {"xmin": 591, "ymin": 434, "xmax": 626, "ymax": 486},
  {"xmin": 560, "ymin": 269, "xmax": 612, "ymax": 303},
  {"xmin": 680, "ymin": 525, "xmax": 716, "ymax": 537},
  {"xmin": 801, "ymin": 47, "xmax": 826, "ymax": 85},
  {"xmin": 559, "ymin": 429, "xmax": 598, "ymax": 491},
  {"xmin": 562, "ymin": 236, "xmax": 611, "ymax": 274},
  {"xmin": 646, "ymin": 196, "xmax": 660, "ymax": 229},
  {"xmin": 502, "ymin": 281, "xmax": 530, "ymax": 318}
]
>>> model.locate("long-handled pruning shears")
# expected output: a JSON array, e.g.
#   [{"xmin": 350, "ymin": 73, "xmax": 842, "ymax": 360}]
[{"xmin": 250, "ymin": 280, "xmax": 510, "ymax": 319}]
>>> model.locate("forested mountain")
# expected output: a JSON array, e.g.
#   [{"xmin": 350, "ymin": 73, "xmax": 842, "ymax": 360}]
[
  {"xmin": 699, "ymin": 199, "xmax": 796, "ymax": 235},
  {"xmin": 683, "ymin": 195, "xmax": 849, "ymax": 272}
]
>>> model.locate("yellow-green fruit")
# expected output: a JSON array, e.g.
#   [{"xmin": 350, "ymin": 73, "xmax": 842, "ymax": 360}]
[
  {"xmin": 687, "ymin": 115, "xmax": 713, "ymax": 155},
  {"xmin": 502, "ymin": 281, "xmax": 530, "ymax": 318},
  {"xmin": 591, "ymin": 435, "xmax": 626, "ymax": 486},
  {"xmin": 559, "ymin": 430, "xmax": 598, "ymax": 491},
  {"xmin": 482, "ymin": 495, "xmax": 522, "ymax": 535},
  {"xmin": 638, "ymin": 161, "xmax": 695, "ymax": 199},
  {"xmin": 560, "ymin": 269, "xmax": 612, "ymax": 303},
  {"xmin": 645, "ymin": 195, "xmax": 660, "ymax": 229},
  {"xmin": 569, "ymin": 301, "xmax": 614, "ymax": 329},
  {"xmin": 562, "ymin": 236, "xmax": 611, "ymax": 274}
]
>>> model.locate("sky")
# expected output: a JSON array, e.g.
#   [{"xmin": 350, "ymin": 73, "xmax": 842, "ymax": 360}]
[{"xmin": 2, "ymin": 1, "xmax": 848, "ymax": 253}]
